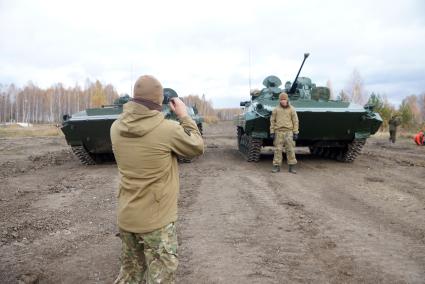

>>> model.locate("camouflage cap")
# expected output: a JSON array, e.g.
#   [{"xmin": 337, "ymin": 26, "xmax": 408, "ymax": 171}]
[
  {"xmin": 250, "ymin": 89, "xmax": 261, "ymax": 97},
  {"xmin": 133, "ymin": 75, "xmax": 164, "ymax": 106}
]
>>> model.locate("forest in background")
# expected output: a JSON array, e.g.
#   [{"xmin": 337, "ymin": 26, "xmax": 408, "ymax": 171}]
[
  {"xmin": 1, "ymin": 72, "xmax": 424, "ymax": 131},
  {"xmin": 333, "ymin": 69, "xmax": 425, "ymax": 131},
  {"xmin": 0, "ymin": 81, "xmax": 226, "ymax": 124},
  {"xmin": 0, "ymin": 80, "xmax": 119, "ymax": 124}
]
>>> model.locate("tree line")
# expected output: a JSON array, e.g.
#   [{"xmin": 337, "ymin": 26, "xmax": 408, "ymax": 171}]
[
  {"xmin": 367, "ymin": 93, "xmax": 425, "ymax": 130},
  {"xmin": 180, "ymin": 94, "xmax": 219, "ymax": 123},
  {"xmin": 332, "ymin": 69, "xmax": 425, "ymax": 131},
  {"xmin": 0, "ymin": 81, "xmax": 222, "ymax": 124},
  {"xmin": 1, "ymin": 73, "xmax": 424, "ymax": 130},
  {"xmin": 215, "ymin": 108, "xmax": 241, "ymax": 121},
  {"xmin": 0, "ymin": 80, "xmax": 119, "ymax": 124}
]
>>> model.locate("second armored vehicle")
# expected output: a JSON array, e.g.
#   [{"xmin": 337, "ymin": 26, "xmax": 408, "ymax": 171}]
[
  {"xmin": 235, "ymin": 53, "xmax": 382, "ymax": 162},
  {"xmin": 61, "ymin": 89, "xmax": 203, "ymax": 165}
]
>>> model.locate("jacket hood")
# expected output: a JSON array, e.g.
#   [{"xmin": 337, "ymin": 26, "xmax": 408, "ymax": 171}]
[{"xmin": 116, "ymin": 101, "xmax": 165, "ymax": 137}]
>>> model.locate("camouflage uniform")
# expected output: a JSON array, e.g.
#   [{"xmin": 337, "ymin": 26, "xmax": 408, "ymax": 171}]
[
  {"xmin": 114, "ymin": 222, "xmax": 178, "ymax": 284},
  {"xmin": 273, "ymin": 131, "xmax": 297, "ymax": 166},
  {"xmin": 111, "ymin": 76, "xmax": 204, "ymax": 284},
  {"xmin": 270, "ymin": 93, "xmax": 299, "ymax": 168},
  {"xmin": 389, "ymin": 116, "xmax": 401, "ymax": 143}
]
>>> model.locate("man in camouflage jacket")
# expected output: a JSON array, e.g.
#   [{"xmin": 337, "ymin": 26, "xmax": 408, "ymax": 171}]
[
  {"xmin": 111, "ymin": 75, "xmax": 204, "ymax": 283},
  {"xmin": 270, "ymin": 92, "xmax": 299, "ymax": 174}
]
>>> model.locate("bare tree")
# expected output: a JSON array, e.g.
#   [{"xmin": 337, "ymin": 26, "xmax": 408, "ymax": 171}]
[
  {"xmin": 337, "ymin": 90, "xmax": 351, "ymax": 102},
  {"xmin": 345, "ymin": 69, "xmax": 367, "ymax": 105},
  {"xmin": 418, "ymin": 93, "xmax": 425, "ymax": 122},
  {"xmin": 0, "ymin": 80, "xmax": 119, "ymax": 124},
  {"xmin": 216, "ymin": 108, "xmax": 241, "ymax": 120},
  {"xmin": 326, "ymin": 80, "xmax": 334, "ymax": 100}
]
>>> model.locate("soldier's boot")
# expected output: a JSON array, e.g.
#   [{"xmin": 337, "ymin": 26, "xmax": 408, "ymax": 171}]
[
  {"xmin": 288, "ymin": 164, "xmax": 297, "ymax": 174},
  {"xmin": 272, "ymin": 165, "xmax": 280, "ymax": 173}
]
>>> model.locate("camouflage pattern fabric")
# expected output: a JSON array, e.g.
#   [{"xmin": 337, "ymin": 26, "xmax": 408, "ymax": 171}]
[
  {"xmin": 114, "ymin": 222, "xmax": 178, "ymax": 284},
  {"xmin": 389, "ymin": 117, "xmax": 401, "ymax": 131},
  {"xmin": 388, "ymin": 117, "xmax": 401, "ymax": 143},
  {"xmin": 389, "ymin": 130, "xmax": 397, "ymax": 143},
  {"xmin": 273, "ymin": 131, "xmax": 297, "ymax": 166}
]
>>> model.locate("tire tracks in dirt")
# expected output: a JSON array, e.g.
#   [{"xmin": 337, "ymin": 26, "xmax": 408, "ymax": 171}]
[
  {"xmin": 2, "ymin": 122, "xmax": 424, "ymax": 283},
  {"xmin": 177, "ymin": 122, "xmax": 425, "ymax": 284},
  {"xmin": 0, "ymin": 149, "xmax": 120, "ymax": 283},
  {"xmin": 265, "ymin": 159, "xmax": 425, "ymax": 283}
]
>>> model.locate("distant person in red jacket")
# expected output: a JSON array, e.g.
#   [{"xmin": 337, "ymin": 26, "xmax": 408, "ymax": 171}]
[{"xmin": 414, "ymin": 131, "xmax": 425, "ymax": 145}]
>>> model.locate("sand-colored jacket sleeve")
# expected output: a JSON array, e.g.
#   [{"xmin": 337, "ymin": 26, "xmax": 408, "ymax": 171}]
[
  {"xmin": 291, "ymin": 107, "xmax": 299, "ymax": 134},
  {"xmin": 270, "ymin": 109, "xmax": 277, "ymax": 134},
  {"xmin": 170, "ymin": 116, "xmax": 204, "ymax": 158}
]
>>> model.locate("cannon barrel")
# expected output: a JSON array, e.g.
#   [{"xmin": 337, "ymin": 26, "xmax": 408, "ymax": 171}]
[{"xmin": 288, "ymin": 53, "xmax": 310, "ymax": 94}]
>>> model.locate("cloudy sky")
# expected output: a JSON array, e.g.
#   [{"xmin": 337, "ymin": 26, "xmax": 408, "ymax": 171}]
[{"xmin": 1, "ymin": 0, "xmax": 424, "ymax": 107}]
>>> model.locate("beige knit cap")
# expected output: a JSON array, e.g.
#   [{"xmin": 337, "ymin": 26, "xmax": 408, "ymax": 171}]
[
  {"xmin": 279, "ymin": 92, "xmax": 288, "ymax": 100},
  {"xmin": 133, "ymin": 75, "xmax": 164, "ymax": 105}
]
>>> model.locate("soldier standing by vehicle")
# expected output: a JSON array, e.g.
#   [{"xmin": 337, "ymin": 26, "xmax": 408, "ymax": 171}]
[
  {"xmin": 111, "ymin": 75, "xmax": 204, "ymax": 283},
  {"xmin": 389, "ymin": 115, "xmax": 401, "ymax": 143},
  {"xmin": 270, "ymin": 92, "xmax": 299, "ymax": 174}
]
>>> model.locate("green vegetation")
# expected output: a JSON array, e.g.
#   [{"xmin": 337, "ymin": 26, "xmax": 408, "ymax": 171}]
[{"xmin": 367, "ymin": 93, "xmax": 425, "ymax": 131}]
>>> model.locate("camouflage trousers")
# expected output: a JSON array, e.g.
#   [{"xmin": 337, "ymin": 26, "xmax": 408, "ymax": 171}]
[
  {"xmin": 389, "ymin": 130, "xmax": 396, "ymax": 143},
  {"xmin": 114, "ymin": 222, "xmax": 178, "ymax": 284},
  {"xmin": 273, "ymin": 131, "xmax": 297, "ymax": 166}
]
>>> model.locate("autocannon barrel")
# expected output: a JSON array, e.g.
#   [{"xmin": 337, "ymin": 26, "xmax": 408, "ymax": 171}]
[{"xmin": 288, "ymin": 53, "xmax": 310, "ymax": 94}]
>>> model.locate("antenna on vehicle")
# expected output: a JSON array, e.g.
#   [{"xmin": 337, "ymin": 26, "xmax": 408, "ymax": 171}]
[
  {"xmin": 130, "ymin": 64, "xmax": 134, "ymax": 96},
  {"xmin": 249, "ymin": 48, "xmax": 252, "ymax": 95}
]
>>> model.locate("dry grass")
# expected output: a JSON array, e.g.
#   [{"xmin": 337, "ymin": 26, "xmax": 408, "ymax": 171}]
[
  {"xmin": 399, "ymin": 132, "xmax": 418, "ymax": 140},
  {"xmin": 0, "ymin": 124, "xmax": 63, "ymax": 138},
  {"xmin": 203, "ymin": 116, "xmax": 219, "ymax": 124},
  {"xmin": 374, "ymin": 129, "xmax": 418, "ymax": 140}
]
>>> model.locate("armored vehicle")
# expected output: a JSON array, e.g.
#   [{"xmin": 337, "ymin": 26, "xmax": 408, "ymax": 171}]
[
  {"xmin": 61, "ymin": 89, "xmax": 203, "ymax": 165},
  {"xmin": 235, "ymin": 53, "xmax": 382, "ymax": 162}
]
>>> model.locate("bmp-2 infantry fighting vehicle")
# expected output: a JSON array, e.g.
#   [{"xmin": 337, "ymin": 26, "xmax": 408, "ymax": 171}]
[
  {"xmin": 235, "ymin": 53, "xmax": 382, "ymax": 162},
  {"xmin": 61, "ymin": 89, "xmax": 203, "ymax": 165}
]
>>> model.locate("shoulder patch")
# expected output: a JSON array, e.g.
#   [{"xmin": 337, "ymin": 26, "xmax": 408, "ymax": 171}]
[{"xmin": 184, "ymin": 128, "xmax": 191, "ymax": 136}]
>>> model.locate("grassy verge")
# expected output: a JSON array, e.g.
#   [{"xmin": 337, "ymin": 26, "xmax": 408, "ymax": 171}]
[
  {"xmin": 374, "ymin": 129, "xmax": 419, "ymax": 139},
  {"xmin": 0, "ymin": 125, "xmax": 63, "ymax": 138},
  {"xmin": 203, "ymin": 116, "xmax": 219, "ymax": 124}
]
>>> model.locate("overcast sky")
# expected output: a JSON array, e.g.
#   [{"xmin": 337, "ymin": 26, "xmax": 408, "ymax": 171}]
[{"xmin": 1, "ymin": 0, "xmax": 424, "ymax": 108}]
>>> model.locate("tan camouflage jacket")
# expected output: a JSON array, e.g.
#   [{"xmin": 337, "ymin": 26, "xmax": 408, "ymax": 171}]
[
  {"xmin": 111, "ymin": 101, "xmax": 204, "ymax": 233},
  {"xmin": 270, "ymin": 104, "xmax": 299, "ymax": 134}
]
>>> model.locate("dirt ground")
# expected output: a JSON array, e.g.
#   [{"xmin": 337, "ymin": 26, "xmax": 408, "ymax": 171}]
[{"xmin": 1, "ymin": 121, "xmax": 424, "ymax": 284}]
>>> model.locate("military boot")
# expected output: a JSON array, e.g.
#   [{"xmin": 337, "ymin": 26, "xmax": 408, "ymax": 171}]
[
  {"xmin": 288, "ymin": 164, "xmax": 297, "ymax": 174},
  {"xmin": 272, "ymin": 165, "xmax": 280, "ymax": 173}
]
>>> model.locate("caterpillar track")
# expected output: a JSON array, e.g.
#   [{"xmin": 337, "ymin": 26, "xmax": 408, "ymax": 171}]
[
  {"xmin": 310, "ymin": 139, "xmax": 366, "ymax": 162},
  {"xmin": 71, "ymin": 146, "xmax": 96, "ymax": 165},
  {"xmin": 238, "ymin": 129, "xmax": 262, "ymax": 162}
]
